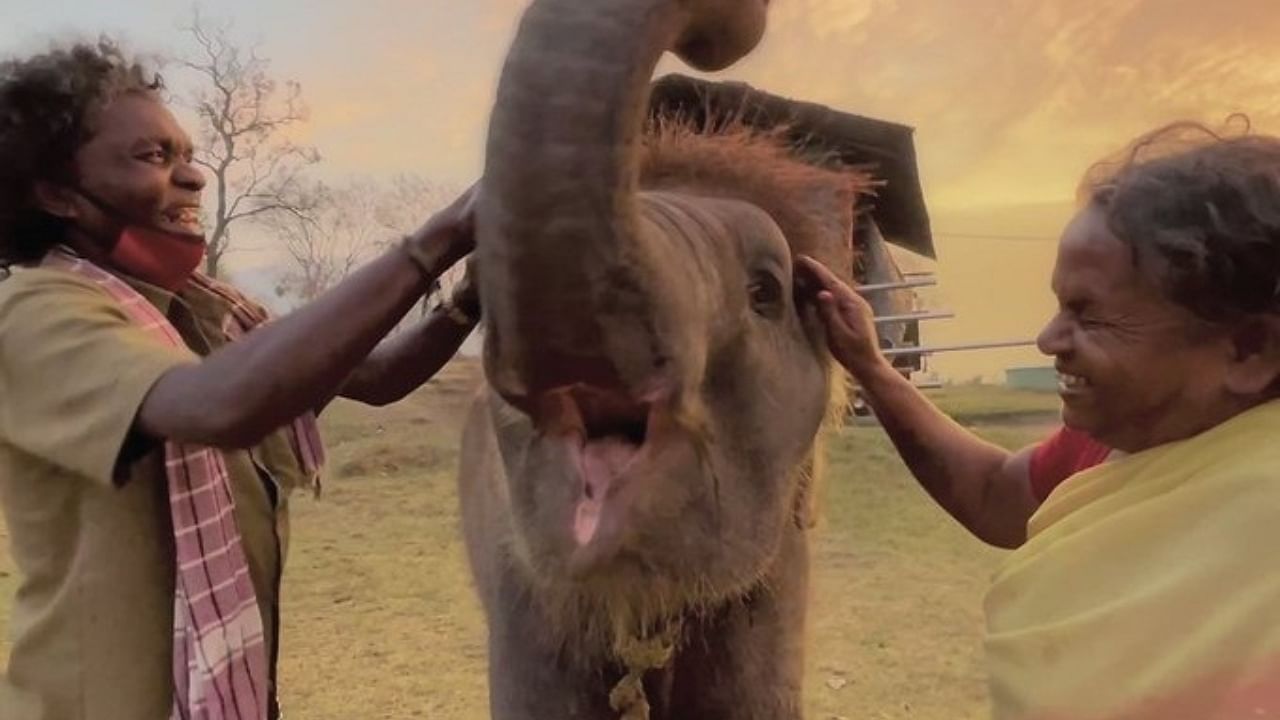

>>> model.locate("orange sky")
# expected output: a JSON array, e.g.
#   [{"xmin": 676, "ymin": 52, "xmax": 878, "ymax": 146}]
[{"xmin": 7, "ymin": 0, "xmax": 1280, "ymax": 379}]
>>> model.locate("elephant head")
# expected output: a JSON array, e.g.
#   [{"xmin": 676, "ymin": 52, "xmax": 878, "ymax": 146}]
[{"xmin": 469, "ymin": 0, "xmax": 868, "ymax": 665}]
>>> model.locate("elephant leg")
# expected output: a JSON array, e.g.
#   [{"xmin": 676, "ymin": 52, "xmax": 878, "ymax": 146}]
[
  {"xmin": 485, "ymin": 570, "xmax": 620, "ymax": 720},
  {"xmin": 664, "ymin": 526, "xmax": 810, "ymax": 720}
]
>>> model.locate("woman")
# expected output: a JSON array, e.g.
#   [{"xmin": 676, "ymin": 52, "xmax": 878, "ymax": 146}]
[
  {"xmin": 803, "ymin": 122, "xmax": 1280, "ymax": 718},
  {"xmin": 0, "ymin": 41, "xmax": 480, "ymax": 719}
]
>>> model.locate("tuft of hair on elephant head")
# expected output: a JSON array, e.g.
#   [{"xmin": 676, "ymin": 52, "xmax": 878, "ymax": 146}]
[{"xmin": 459, "ymin": 0, "xmax": 871, "ymax": 717}]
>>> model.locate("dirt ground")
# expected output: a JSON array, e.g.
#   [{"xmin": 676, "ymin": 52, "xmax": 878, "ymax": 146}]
[{"xmin": 0, "ymin": 358, "xmax": 1060, "ymax": 719}]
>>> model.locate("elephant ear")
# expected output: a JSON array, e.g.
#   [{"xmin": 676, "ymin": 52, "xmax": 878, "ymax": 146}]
[
  {"xmin": 793, "ymin": 450, "xmax": 823, "ymax": 530},
  {"xmin": 789, "ymin": 180, "xmax": 859, "ymax": 531},
  {"xmin": 791, "ymin": 358, "xmax": 851, "ymax": 530},
  {"xmin": 782, "ymin": 172, "xmax": 861, "ymax": 283}
]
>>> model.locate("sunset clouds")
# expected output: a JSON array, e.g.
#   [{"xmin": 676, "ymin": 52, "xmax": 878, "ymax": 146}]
[{"xmin": 5, "ymin": 0, "xmax": 1278, "ymax": 377}]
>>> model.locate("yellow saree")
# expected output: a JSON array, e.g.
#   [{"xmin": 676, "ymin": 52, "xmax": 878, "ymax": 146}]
[{"xmin": 985, "ymin": 400, "xmax": 1280, "ymax": 720}]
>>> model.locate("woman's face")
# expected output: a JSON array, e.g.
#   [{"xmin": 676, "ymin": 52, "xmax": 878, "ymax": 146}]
[
  {"xmin": 1036, "ymin": 206, "xmax": 1240, "ymax": 453},
  {"xmin": 67, "ymin": 92, "xmax": 206, "ymax": 243}
]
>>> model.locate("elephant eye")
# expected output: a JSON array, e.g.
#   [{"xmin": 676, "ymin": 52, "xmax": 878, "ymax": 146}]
[{"xmin": 748, "ymin": 272, "xmax": 785, "ymax": 317}]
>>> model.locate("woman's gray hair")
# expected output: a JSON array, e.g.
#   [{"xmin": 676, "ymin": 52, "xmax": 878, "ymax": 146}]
[{"xmin": 1080, "ymin": 116, "xmax": 1280, "ymax": 324}]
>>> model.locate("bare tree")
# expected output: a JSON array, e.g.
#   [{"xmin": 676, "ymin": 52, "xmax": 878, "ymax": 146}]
[
  {"xmin": 260, "ymin": 180, "xmax": 384, "ymax": 302},
  {"xmin": 179, "ymin": 11, "xmax": 320, "ymax": 278}
]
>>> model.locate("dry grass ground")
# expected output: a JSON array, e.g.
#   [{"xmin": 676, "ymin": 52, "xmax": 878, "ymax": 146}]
[{"xmin": 0, "ymin": 359, "xmax": 1061, "ymax": 719}]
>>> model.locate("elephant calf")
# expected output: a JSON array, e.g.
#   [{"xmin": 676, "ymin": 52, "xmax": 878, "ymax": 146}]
[{"xmin": 459, "ymin": 0, "xmax": 869, "ymax": 718}]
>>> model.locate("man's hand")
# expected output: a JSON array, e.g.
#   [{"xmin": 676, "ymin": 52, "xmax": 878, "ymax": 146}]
[
  {"xmin": 405, "ymin": 184, "xmax": 479, "ymax": 274},
  {"xmin": 448, "ymin": 255, "xmax": 481, "ymax": 321},
  {"xmin": 796, "ymin": 255, "xmax": 890, "ymax": 377}
]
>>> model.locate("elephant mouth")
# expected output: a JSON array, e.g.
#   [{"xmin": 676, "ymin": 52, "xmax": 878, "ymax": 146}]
[{"xmin": 535, "ymin": 385, "xmax": 668, "ymax": 574}]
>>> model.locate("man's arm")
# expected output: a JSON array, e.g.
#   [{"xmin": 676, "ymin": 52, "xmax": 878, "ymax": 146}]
[
  {"xmin": 136, "ymin": 187, "xmax": 476, "ymax": 449},
  {"xmin": 336, "ymin": 306, "xmax": 476, "ymax": 407},
  {"xmin": 798, "ymin": 256, "xmax": 1038, "ymax": 548},
  {"xmin": 336, "ymin": 259, "xmax": 481, "ymax": 407}
]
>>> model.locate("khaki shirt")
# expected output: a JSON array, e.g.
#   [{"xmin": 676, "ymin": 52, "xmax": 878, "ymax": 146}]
[{"xmin": 0, "ymin": 267, "xmax": 310, "ymax": 720}]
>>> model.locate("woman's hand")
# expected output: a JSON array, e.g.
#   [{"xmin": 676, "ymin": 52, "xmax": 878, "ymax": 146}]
[{"xmin": 796, "ymin": 255, "xmax": 890, "ymax": 378}]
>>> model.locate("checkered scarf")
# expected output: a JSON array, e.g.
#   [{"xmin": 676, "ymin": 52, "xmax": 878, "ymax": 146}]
[{"xmin": 44, "ymin": 249, "xmax": 324, "ymax": 720}]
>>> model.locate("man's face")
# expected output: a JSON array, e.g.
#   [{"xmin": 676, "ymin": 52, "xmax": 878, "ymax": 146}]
[
  {"xmin": 69, "ymin": 93, "xmax": 206, "ymax": 243},
  {"xmin": 1037, "ymin": 206, "xmax": 1233, "ymax": 453}
]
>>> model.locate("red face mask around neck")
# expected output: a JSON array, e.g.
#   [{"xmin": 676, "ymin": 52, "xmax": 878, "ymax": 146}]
[
  {"xmin": 72, "ymin": 186, "xmax": 207, "ymax": 291},
  {"xmin": 107, "ymin": 224, "xmax": 207, "ymax": 291}
]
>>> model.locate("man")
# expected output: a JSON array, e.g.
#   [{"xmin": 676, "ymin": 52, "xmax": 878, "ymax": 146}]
[{"xmin": 0, "ymin": 40, "xmax": 479, "ymax": 719}]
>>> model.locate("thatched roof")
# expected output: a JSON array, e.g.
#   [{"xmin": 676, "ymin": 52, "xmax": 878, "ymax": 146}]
[{"xmin": 648, "ymin": 74, "xmax": 935, "ymax": 259}]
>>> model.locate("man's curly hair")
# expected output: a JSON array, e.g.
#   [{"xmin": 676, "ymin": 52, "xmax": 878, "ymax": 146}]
[
  {"xmin": 1080, "ymin": 117, "xmax": 1280, "ymax": 325},
  {"xmin": 0, "ymin": 38, "xmax": 162, "ymax": 267}
]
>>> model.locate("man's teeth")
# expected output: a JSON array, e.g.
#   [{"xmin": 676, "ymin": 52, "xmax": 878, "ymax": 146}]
[
  {"xmin": 167, "ymin": 209, "xmax": 201, "ymax": 224},
  {"xmin": 1059, "ymin": 373, "xmax": 1089, "ymax": 390}
]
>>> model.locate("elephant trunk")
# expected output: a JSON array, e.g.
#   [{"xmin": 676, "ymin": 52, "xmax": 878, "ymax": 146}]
[{"xmin": 476, "ymin": 0, "xmax": 768, "ymax": 407}]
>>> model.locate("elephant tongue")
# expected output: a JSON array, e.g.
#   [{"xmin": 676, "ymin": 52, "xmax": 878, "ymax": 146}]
[{"xmin": 573, "ymin": 437, "xmax": 641, "ymax": 546}]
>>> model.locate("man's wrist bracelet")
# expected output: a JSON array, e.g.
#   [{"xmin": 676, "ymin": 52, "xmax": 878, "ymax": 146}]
[{"xmin": 399, "ymin": 235, "xmax": 439, "ymax": 279}]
